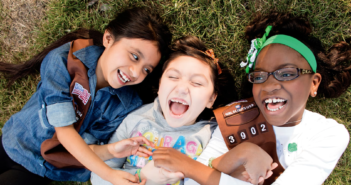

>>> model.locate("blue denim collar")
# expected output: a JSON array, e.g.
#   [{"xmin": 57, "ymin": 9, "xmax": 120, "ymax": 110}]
[{"xmin": 73, "ymin": 45, "xmax": 104, "ymax": 73}]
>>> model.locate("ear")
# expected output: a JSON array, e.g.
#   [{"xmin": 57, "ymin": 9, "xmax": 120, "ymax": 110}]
[
  {"xmin": 310, "ymin": 73, "xmax": 322, "ymax": 97},
  {"xmin": 206, "ymin": 93, "xmax": 218, "ymax": 109},
  {"xmin": 103, "ymin": 30, "xmax": 114, "ymax": 48}
]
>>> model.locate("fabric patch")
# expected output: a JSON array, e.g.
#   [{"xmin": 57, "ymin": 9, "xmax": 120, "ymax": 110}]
[{"xmin": 72, "ymin": 82, "xmax": 91, "ymax": 105}]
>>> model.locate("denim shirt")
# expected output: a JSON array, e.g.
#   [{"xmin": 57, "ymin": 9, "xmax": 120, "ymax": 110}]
[{"xmin": 1, "ymin": 42, "xmax": 143, "ymax": 181}]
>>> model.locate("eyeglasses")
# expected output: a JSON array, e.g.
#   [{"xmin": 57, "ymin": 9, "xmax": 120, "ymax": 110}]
[{"xmin": 248, "ymin": 67, "xmax": 313, "ymax": 84}]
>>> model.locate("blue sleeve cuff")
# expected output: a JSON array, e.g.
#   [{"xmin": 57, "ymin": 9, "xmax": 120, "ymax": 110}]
[{"xmin": 47, "ymin": 102, "xmax": 77, "ymax": 127}]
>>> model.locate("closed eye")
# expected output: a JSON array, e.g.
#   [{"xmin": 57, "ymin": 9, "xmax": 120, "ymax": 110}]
[
  {"xmin": 192, "ymin": 82, "xmax": 202, "ymax": 86},
  {"xmin": 168, "ymin": 76, "xmax": 178, "ymax": 79}
]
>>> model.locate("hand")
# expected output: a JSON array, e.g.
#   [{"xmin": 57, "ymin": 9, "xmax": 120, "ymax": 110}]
[
  {"xmin": 107, "ymin": 136, "xmax": 155, "ymax": 158},
  {"xmin": 153, "ymin": 147, "xmax": 193, "ymax": 176},
  {"xmin": 106, "ymin": 169, "xmax": 146, "ymax": 185},
  {"xmin": 140, "ymin": 160, "xmax": 184, "ymax": 185},
  {"xmin": 240, "ymin": 163, "xmax": 278, "ymax": 185},
  {"xmin": 239, "ymin": 142, "xmax": 277, "ymax": 185}
]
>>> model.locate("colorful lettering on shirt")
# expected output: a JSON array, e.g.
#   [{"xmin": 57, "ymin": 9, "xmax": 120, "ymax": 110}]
[
  {"xmin": 173, "ymin": 136, "xmax": 186, "ymax": 154},
  {"xmin": 143, "ymin": 131, "xmax": 154, "ymax": 142},
  {"xmin": 186, "ymin": 141, "xmax": 197, "ymax": 154},
  {"xmin": 195, "ymin": 143, "xmax": 203, "ymax": 156},
  {"xmin": 137, "ymin": 157, "xmax": 146, "ymax": 167},
  {"xmin": 163, "ymin": 136, "xmax": 173, "ymax": 147}
]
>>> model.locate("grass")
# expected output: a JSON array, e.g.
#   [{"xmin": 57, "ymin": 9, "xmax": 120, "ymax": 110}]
[{"xmin": 0, "ymin": 0, "xmax": 350, "ymax": 184}]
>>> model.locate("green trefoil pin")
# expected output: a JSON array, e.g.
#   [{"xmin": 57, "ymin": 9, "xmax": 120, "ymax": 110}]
[{"xmin": 288, "ymin": 142, "xmax": 297, "ymax": 152}]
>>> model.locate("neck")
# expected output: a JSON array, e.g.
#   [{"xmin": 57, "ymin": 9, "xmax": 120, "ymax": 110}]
[{"xmin": 95, "ymin": 57, "xmax": 109, "ymax": 91}]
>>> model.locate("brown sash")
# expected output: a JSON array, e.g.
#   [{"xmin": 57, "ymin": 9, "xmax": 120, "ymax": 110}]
[
  {"xmin": 213, "ymin": 97, "xmax": 284, "ymax": 184},
  {"xmin": 40, "ymin": 39, "xmax": 94, "ymax": 169}
]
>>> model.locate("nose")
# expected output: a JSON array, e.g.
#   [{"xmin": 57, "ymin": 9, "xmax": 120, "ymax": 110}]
[
  {"xmin": 175, "ymin": 81, "xmax": 189, "ymax": 95},
  {"xmin": 129, "ymin": 64, "xmax": 145, "ymax": 82},
  {"xmin": 261, "ymin": 75, "xmax": 282, "ymax": 94}
]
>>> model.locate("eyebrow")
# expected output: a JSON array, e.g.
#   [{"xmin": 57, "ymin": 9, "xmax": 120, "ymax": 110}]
[
  {"xmin": 131, "ymin": 47, "xmax": 144, "ymax": 59},
  {"xmin": 255, "ymin": 63, "xmax": 298, "ymax": 71}
]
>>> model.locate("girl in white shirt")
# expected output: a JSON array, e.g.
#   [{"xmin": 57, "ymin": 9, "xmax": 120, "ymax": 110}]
[{"xmin": 152, "ymin": 12, "xmax": 351, "ymax": 185}]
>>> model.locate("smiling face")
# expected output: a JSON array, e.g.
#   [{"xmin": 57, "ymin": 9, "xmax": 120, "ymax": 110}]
[
  {"xmin": 252, "ymin": 44, "xmax": 321, "ymax": 127},
  {"xmin": 158, "ymin": 56, "xmax": 217, "ymax": 128},
  {"xmin": 95, "ymin": 31, "xmax": 161, "ymax": 90}
]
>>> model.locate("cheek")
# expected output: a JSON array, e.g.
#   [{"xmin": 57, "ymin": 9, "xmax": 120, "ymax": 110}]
[{"xmin": 252, "ymin": 85, "xmax": 260, "ymax": 98}]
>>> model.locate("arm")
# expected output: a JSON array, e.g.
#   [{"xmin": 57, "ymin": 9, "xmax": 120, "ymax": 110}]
[
  {"xmin": 212, "ymin": 142, "xmax": 276, "ymax": 184},
  {"xmin": 89, "ymin": 136, "xmax": 154, "ymax": 161},
  {"xmin": 153, "ymin": 127, "xmax": 251, "ymax": 185},
  {"xmin": 56, "ymin": 125, "xmax": 145, "ymax": 185}
]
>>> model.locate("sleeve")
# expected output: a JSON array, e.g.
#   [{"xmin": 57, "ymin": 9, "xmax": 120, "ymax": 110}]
[
  {"xmin": 90, "ymin": 115, "xmax": 138, "ymax": 185},
  {"xmin": 38, "ymin": 45, "xmax": 77, "ymax": 127},
  {"xmin": 196, "ymin": 126, "xmax": 229, "ymax": 165},
  {"xmin": 186, "ymin": 126, "xmax": 252, "ymax": 185},
  {"xmin": 273, "ymin": 122, "xmax": 350, "ymax": 185}
]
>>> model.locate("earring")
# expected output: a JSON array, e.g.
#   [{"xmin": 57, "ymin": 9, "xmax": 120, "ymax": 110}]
[{"xmin": 314, "ymin": 92, "xmax": 317, "ymax": 95}]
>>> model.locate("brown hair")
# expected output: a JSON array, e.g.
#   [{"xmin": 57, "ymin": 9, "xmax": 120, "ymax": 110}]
[
  {"xmin": 162, "ymin": 36, "xmax": 238, "ymax": 120},
  {"xmin": 242, "ymin": 12, "xmax": 351, "ymax": 98},
  {"xmin": 0, "ymin": 7, "xmax": 172, "ymax": 103}
]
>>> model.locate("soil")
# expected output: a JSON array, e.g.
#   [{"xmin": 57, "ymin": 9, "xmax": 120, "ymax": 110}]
[{"xmin": 0, "ymin": 0, "xmax": 51, "ymax": 63}]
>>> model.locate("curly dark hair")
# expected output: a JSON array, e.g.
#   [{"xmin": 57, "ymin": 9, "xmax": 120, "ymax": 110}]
[
  {"xmin": 243, "ymin": 12, "xmax": 351, "ymax": 98},
  {"xmin": 162, "ymin": 35, "xmax": 238, "ymax": 120}
]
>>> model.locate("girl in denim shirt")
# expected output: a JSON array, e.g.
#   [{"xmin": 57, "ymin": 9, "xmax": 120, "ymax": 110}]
[{"xmin": 0, "ymin": 8, "xmax": 171, "ymax": 185}]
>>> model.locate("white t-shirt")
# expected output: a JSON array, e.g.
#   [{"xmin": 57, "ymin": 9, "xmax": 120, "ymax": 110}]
[{"xmin": 185, "ymin": 110, "xmax": 350, "ymax": 185}]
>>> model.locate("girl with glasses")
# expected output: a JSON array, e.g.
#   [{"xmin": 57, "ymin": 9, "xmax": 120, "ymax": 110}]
[{"xmin": 152, "ymin": 12, "xmax": 351, "ymax": 185}]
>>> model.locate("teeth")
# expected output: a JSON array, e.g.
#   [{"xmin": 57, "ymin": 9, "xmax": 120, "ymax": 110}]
[
  {"xmin": 118, "ymin": 70, "xmax": 130, "ymax": 83},
  {"xmin": 265, "ymin": 98, "xmax": 286, "ymax": 104},
  {"xmin": 267, "ymin": 104, "xmax": 285, "ymax": 112},
  {"xmin": 170, "ymin": 99, "xmax": 188, "ymax": 105}
]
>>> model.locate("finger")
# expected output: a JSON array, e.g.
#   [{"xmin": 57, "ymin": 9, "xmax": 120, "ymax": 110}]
[
  {"xmin": 271, "ymin": 162, "xmax": 278, "ymax": 170},
  {"xmin": 137, "ymin": 147, "xmax": 153, "ymax": 156},
  {"xmin": 123, "ymin": 172, "xmax": 139, "ymax": 183},
  {"xmin": 258, "ymin": 176, "xmax": 265, "ymax": 183},
  {"xmin": 160, "ymin": 168, "xmax": 184, "ymax": 179},
  {"xmin": 265, "ymin": 170, "xmax": 273, "ymax": 179},
  {"xmin": 132, "ymin": 136, "xmax": 155, "ymax": 148},
  {"xmin": 139, "ymin": 179, "xmax": 147, "ymax": 185}
]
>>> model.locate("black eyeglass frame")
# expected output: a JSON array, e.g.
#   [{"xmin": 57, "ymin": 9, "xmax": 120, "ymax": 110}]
[{"xmin": 248, "ymin": 67, "xmax": 314, "ymax": 84}]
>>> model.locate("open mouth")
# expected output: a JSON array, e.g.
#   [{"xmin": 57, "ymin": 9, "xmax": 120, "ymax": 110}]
[
  {"xmin": 264, "ymin": 98, "xmax": 287, "ymax": 112},
  {"xmin": 168, "ymin": 98, "xmax": 189, "ymax": 117},
  {"xmin": 117, "ymin": 69, "xmax": 131, "ymax": 84}
]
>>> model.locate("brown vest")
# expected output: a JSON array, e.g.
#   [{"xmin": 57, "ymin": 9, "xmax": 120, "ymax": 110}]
[
  {"xmin": 213, "ymin": 97, "xmax": 284, "ymax": 184},
  {"xmin": 40, "ymin": 39, "xmax": 94, "ymax": 169}
]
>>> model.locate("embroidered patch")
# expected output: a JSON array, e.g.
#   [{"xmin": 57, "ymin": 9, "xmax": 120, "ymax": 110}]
[
  {"xmin": 72, "ymin": 82, "xmax": 91, "ymax": 105},
  {"xmin": 288, "ymin": 142, "xmax": 297, "ymax": 152}
]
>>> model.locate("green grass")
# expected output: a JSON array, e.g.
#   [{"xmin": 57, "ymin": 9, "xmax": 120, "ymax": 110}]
[{"xmin": 1, "ymin": 0, "xmax": 351, "ymax": 184}]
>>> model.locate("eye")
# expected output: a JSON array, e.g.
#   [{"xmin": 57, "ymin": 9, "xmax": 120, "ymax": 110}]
[
  {"xmin": 192, "ymin": 82, "xmax": 202, "ymax": 86},
  {"xmin": 144, "ymin": 68, "xmax": 151, "ymax": 75},
  {"xmin": 131, "ymin": 53, "xmax": 139, "ymax": 61},
  {"xmin": 168, "ymin": 76, "xmax": 178, "ymax": 79},
  {"xmin": 254, "ymin": 76, "xmax": 263, "ymax": 81}
]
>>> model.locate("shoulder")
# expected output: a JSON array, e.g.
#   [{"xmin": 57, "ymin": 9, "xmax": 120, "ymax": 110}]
[
  {"xmin": 304, "ymin": 110, "xmax": 349, "ymax": 148},
  {"xmin": 123, "ymin": 102, "xmax": 154, "ymax": 121}
]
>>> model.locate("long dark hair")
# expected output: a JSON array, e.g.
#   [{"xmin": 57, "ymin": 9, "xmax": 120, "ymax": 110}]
[
  {"xmin": 0, "ymin": 7, "xmax": 172, "ymax": 103},
  {"xmin": 162, "ymin": 36, "xmax": 238, "ymax": 120},
  {"xmin": 242, "ymin": 12, "xmax": 351, "ymax": 98}
]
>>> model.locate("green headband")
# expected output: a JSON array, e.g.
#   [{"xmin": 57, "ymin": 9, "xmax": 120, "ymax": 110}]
[{"xmin": 241, "ymin": 25, "xmax": 317, "ymax": 73}]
